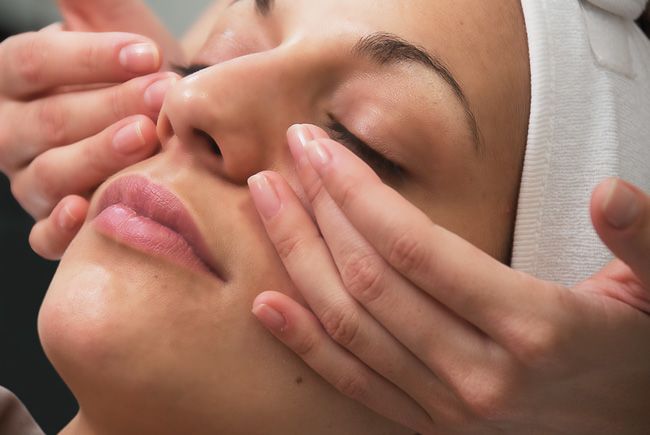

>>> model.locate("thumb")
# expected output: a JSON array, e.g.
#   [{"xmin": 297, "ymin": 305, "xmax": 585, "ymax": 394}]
[
  {"xmin": 591, "ymin": 177, "xmax": 650, "ymax": 286},
  {"xmin": 57, "ymin": 0, "xmax": 184, "ymax": 64}
]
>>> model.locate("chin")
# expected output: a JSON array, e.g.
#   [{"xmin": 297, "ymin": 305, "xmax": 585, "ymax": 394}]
[
  {"xmin": 37, "ymin": 225, "xmax": 237, "ymax": 433},
  {"xmin": 36, "ymin": 222, "xmax": 301, "ymax": 434}
]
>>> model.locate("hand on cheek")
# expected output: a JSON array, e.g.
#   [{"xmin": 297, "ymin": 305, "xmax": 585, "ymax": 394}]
[{"xmin": 248, "ymin": 124, "xmax": 650, "ymax": 434}]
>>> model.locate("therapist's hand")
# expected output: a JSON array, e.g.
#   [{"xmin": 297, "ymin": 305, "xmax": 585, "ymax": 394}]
[
  {"xmin": 248, "ymin": 124, "xmax": 650, "ymax": 435},
  {"xmin": 0, "ymin": 0, "xmax": 182, "ymax": 259}
]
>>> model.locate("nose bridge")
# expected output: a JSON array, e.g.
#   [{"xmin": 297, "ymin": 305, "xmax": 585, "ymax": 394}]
[{"xmin": 160, "ymin": 47, "xmax": 309, "ymax": 184}]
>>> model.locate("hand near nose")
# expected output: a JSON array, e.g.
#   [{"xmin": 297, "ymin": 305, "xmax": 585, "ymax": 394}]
[
  {"xmin": 0, "ymin": 0, "xmax": 184, "ymax": 260},
  {"xmin": 248, "ymin": 124, "xmax": 650, "ymax": 434}
]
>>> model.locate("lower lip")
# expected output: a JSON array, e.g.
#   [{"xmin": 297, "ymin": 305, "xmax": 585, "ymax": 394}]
[{"xmin": 94, "ymin": 204, "xmax": 211, "ymax": 274}]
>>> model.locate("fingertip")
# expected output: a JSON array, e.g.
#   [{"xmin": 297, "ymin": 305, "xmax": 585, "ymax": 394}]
[
  {"xmin": 30, "ymin": 196, "xmax": 88, "ymax": 260},
  {"xmin": 56, "ymin": 196, "xmax": 89, "ymax": 232},
  {"xmin": 303, "ymin": 124, "xmax": 330, "ymax": 140},
  {"xmin": 251, "ymin": 302, "xmax": 287, "ymax": 333},
  {"xmin": 133, "ymin": 115, "xmax": 159, "ymax": 150},
  {"xmin": 118, "ymin": 41, "xmax": 161, "ymax": 75},
  {"xmin": 252, "ymin": 290, "xmax": 283, "ymax": 308},
  {"xmin": 143, "ymin": 73, "xmax": 179, "ymax": 113},
  {"xmin": 40, "ymin": 22, "xmax": 63, "ymax": 33},
  {"xmin": 592, "ymin": 178, "xmax": 644, "ymax": 231},
  {"xmin": 112, "ymin": 115, "xmax": 159, "ymax": 158},
  {"xmin": 252, "ymin": 291, "xmax": 306, "ymax": 324}
]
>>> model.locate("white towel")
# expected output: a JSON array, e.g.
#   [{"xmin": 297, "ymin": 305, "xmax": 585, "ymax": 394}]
[{"xmin": 513, "ymin": 0, "xmax": 650, "ymax": 286}]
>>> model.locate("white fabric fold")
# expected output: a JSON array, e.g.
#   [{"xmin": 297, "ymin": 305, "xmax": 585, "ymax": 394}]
[
  {"xmin": 513, "ymin": 0, "xmax": 650, "ymax": 286},
  {"xmin": 586, "ymin": 0, "xmax": 647, "ymax": 20}
]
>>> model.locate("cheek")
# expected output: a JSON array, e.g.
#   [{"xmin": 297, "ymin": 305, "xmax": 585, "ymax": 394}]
[
  {"xmin": 37, "ymin": 221, "xmax": 307, "ymax": 414},
  {"xmin": 38, "ymin": 227, "xmax": 233, "ymax": 397},
  {"xmin": 402, "ymin": 166, "xmax": 517, "ymax": 263}
]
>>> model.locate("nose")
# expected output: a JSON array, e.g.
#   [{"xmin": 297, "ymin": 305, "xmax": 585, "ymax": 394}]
[{"xmin": 157, "ymin": 50, "xmax": 310, "ymax": 184}]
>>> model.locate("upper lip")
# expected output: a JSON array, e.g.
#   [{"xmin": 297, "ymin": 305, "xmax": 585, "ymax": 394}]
[{"xmin": 93, "ymin": 175, "xmax": 225, "ymax": 281}]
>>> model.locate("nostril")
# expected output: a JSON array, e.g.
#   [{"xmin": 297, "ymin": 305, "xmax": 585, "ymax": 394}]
[{"xmin": 194, "ymin": 129, "xmax": 222, "ymax": 157}]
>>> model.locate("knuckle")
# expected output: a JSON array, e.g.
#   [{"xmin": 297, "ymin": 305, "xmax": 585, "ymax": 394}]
[
  {"xmin": 274, "ymin": 232, "xmax": 308, "ymax": 261},
  {"xmin": 510, "ymin": 320, "xmax": 563, "ymax": 368},
  {"xmin": 9, "ymin": 176, "xmax": 25, "ymax": 205},
  {"xmin": 109, "ymin": 85, "xmax": 129, "ymax": 120},
  {"xmin": 37, "ymin": 98, "xmax": 67, "ymax": 147},
  {"xmin": 13, "ymin": 33, "xmax": 47, "ymax": 85},
  {"xmin": 387, "ymin": 229, "xmax": 428, "ymax": 275},
  {"xmin": 458, "ymin": 372, "xmax": 515, "ymax": 422},
  {"xmin": 292, "ymin": 330, "xmax": 319, "ymax": 358},
  {"xmin": 424, "ymin": 398, "xmax": 475, "ymax": 430},
  {"xmin": 79, "ymin": 134, "xmax": 111, "ymax": 180},
  {"xmin": 303, "ymin": 176, "xmax": 328, "ymax": 205},
  {"xmin": 337, "ymin": 178, "xmax": 363, "ymax": 212},
  {"xmin": 30, "ymin": 153, "xmax": 60, "ymax": 204},
  {"xmin": 79, "ymin": 42, "xmax": 102, "ymax": 76},
  {"xmin": 332, "ymin": 370, "xmax": 369, "ymax": 401},
  {"xmin": 340, "ymin": 252, "xmax": 386, "ymax": 303},
  {"xmin": 435, "ymin": 406, "xmax": 477, "ymax": 430},
  {"xmin": 10, "ymin": 173, "xmax": 50, "ymax": 219},
  {"xmin": 320, "ymin": 303, "xmax": 361, "ymax": 348}
]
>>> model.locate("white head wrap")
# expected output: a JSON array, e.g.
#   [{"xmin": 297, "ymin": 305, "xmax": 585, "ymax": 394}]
[{"xmin": 512, "ymin": 0, "xmax": 650, "ymax": 285}]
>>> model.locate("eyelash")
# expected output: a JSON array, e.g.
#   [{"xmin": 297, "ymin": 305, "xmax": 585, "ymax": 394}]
[
  {"xmin": 171, "ymin": 67, "xmax": 404, "ymax": 179},
  {"xmin": 172, "ymin": 64, "xmax": 211, "ymax": 77},
  {"xmin": 326, "ymin": 116, "xmax": 404, "ymax": 180},
  {"xmin": 230, "ymin": 0, "xmax": 272, "ymax": 15}
]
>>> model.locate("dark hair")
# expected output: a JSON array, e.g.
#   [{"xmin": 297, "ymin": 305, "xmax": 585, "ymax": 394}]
[{"xmin": 637, "ymin": 7, "xmax": 649, "ymax": 37}]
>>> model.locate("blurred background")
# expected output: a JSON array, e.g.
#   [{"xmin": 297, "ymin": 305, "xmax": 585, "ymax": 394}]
[{"xmin": 0, "ymin": 1, "xmax": 213, "ymax": 433}]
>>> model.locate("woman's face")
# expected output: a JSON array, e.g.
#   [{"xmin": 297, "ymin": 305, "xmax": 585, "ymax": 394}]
[{"xmin": 40, "ymin": 1, "xmax": 530, "ymax": 434}]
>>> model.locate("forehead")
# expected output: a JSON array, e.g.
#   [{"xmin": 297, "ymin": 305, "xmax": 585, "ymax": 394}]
[
  {"xmin": 280, "ymin": 0, "xmax": 529, "ymax": 152},
  {"xmin": 202, "ymin": 0, "xmax": 529, "ymax": 154}
]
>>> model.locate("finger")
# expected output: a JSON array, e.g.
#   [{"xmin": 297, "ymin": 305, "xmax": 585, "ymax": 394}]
[
  {"xmin": 0, "ymin": 31, "xmax": 161, "ymax": 98},
  {"xmin": 40, "ymin": 22, "xmax": 64, "ymax": 33},
  {"xmin": 591, "ymin": 178, "xmax": 650, "ymax": 286},
  {"xmin": 58, "ymin": 0, "xmax": 184, "ymax": 65},
  {"xmin": 29, "ymin": 195, "xmax": 89, "ymax": 260},
  {"xmin": 252, "ymin": 291, "xmax": 436, "ymax": 434},
  {"xmin": 3, "ymin": 72, "xmax": 176, "ymax": 169},
  {"xmin": 12, "ymin": 115, "xmax": 158, "ymax": 219},
  {"xmin": 286, "ymin": 125, "xmax": 495, "ymax": 380},
  {"xmin": 248, "ymin": 171, "xmax": 458, "ymax": 421},
  {"xmin": 299, "ymin": 133, "xmax": 569, "ymax": 347}
]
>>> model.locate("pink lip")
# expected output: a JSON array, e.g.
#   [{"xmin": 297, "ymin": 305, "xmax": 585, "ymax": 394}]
[{"xmin": 92, "ymin": 175, "xmax": 224, "ymax": 281}]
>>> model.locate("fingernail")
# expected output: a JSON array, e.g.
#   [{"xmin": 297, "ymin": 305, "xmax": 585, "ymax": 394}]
[
  {"xmin": 287, "ymin": 124, "xmax": 313, "ymax": 162},
  {"xmin": 252, "ymin": 303, "xmax": 287, "ymax": 332},
  {"xmin": 248, "ymin": 173, "xmax": 282, "ymax": 219},
  {"xmin": 144, "ymin": 77, "xmax": 177, "ymax": 111},
  {"xmin": 603, "ymin": 178, "xmax": 641, "ymax": 229},
  {"xmin": 58, "ymin": 204, "xmax": 79, "ymax": 231},
  {"xmin": 113, "ymin": 121, "xmax": 146, "ymax": 155},
  {"xmin": 119, "ymin": 42, "xmax": 160, "ymax": 74},
  {"xmin": 305, "ymin": 139, "xmax": 331, "ymax": 169}
]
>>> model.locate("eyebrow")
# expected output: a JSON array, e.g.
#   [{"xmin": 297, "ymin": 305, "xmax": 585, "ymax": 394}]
[{"xmin": 352, "ymin": 32, "xmax": 482, "ymax": 152}]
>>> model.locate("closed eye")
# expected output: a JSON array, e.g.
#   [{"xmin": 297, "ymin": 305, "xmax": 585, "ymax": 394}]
[
  {"xmin": 326, "ymin": 115, "xmax": 405, "ymax": 181},
  {"xmin": 172, "ymin": 64, "xmax": 211, "ymax": 77}
]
